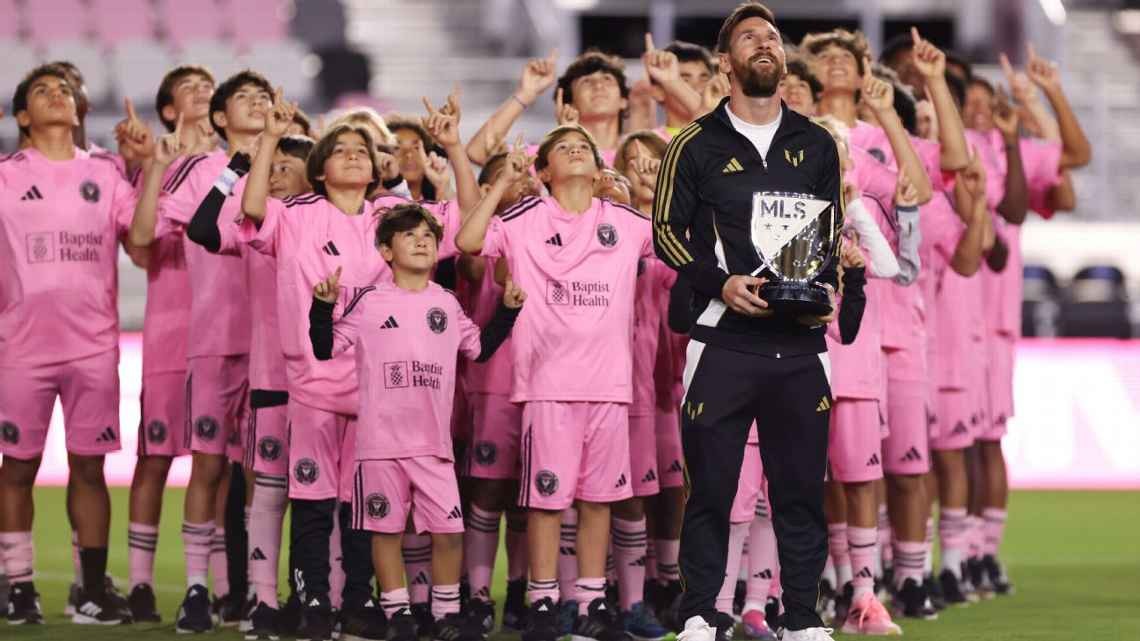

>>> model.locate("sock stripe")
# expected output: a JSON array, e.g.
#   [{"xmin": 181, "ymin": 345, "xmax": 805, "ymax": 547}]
[{"xmin": 182, "ymin": 524, "xmax": 214, "ymax": 536}]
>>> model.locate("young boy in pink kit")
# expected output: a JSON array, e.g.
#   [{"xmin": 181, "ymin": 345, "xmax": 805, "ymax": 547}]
[
  {"xmin": 309, "ymin": 203, "xmax": 525, "ymax": 641},
  {"xmin": 0, "ymin": 64, "xmax": 142, "ymax": 625},
  {"xmin": 456, "ymin": 124, "xmax": 654, "ymax": 641},
  {"xmin": 238, "ymin": 93, "xmax": 479, "ymax": 641}
]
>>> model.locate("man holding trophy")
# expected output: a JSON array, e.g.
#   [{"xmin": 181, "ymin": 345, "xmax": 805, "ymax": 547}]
[{"xmin": 652, "ymin": 4, "xmax": 843, "ymax": 641}]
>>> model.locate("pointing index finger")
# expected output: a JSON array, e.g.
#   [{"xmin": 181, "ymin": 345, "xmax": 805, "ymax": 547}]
[
  {"xmin": 645, "ymin": 32, "xmax": 656, "ymax": 52},
  {"xmin": 910, "ymin": 26, "xmax": 921, "ymax": 45},
  {"xmin": 422, "ymin": 96, "xmax": 438, "ymax": 115}
]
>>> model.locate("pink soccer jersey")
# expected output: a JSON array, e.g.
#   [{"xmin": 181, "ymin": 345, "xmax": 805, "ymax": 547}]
[
  {"xmin": 478, "ymin": 196, "xmax": 653, "ymax": 403},
  {"xmin": 325, "ymin": 281, "xmax": 483, "ymax": 461},
  {"xmin": 247, "ymin": 250, "xmax": 289, "ymax": 391},
  {"xmin": 824, "ymin": 253, "xmax": 884, "ymax": 402},
  {"xmin": 0, "ymin": 147, "xmax": 136, "ymax": 367},
  {"xmin": 457, "ymin": 260, "xmax": 513, "ymax": 397},
  {"xmin": 631, "ymin": 256, "xmax": 673, "ymax": 416},
  {"xmin": 141, "ymin": 235, "xmax": 191, "ymax": 376},
  {"xmin": 157, "ymin": 150, "xmax": 251, "ymax": 359},
  {"xmin": 243, "ymin": 191, "xmax": 460, "ymax": 415}
]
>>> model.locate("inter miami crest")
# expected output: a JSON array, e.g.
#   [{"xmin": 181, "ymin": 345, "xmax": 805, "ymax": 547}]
[
  {"xmin": 80, "ymin": 180, "xmax": 101, "ymax": 203},
  {"xmin": 596, "ymin": 223, "xmax": 618, "ymax": 247},
  {"xmin": 146, "ymin": 420, "xmax": 167, "ymax": 444},
  {"xmin": 426, "ymin": 307, "xmax": 448, "ymax": 334},
  {"xmin": 195, "ymin": 416, "xmax": 219, "ymax": 441},
  {"xmin": 258, "ymin": 437, "xmax": 283, "ymax": 462},
  {"xmin": 294, "ymin": 458, "xmax": 320, "ymax": 485},
  {"xmin": 366, "ymin": 493, "xmax": 390, "ymax": 519},
  {"xmin": 0, "ymin": 421, "xmax": 19, "ymax": 444},
  {"xmin": 535, "ymin": 469, "xmax": 559, "ymax": 496},
  {"xmin": 473, "ymin": 441, "xmax": 497, "ymax": 466}
]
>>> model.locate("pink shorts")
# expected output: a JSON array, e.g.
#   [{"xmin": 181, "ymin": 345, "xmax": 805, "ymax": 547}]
[
  {"xmin": 185, "ymin": 355, "xmax": 249, "ymax": 459},
  {"xmin": 731, "ymin": 444, "xmax": 763, "ymax": 523},
  {"xmin": 629, "ymin": 414, "xmax": 660, "ymax": 497},
  {"xmin": 352, "ymin": 456, "xmax": 465, "ymax": 535},
  {"xmin": 137, "ymin": 371, "xmax": 189, "ymax": 458},
  {"xmin": 654, "ymin": 406, "xmax": 685, "ymax": 489},
  {"xmin": 980, "ymin": 339, "xmax": 1015, "ymax": 442},
  {"xmin": 881, "ymin": 377, "xmax": 931, "ymax": 476},
  {"xmin": 247, "ymin": 403, "xmax": 289, "ymax": 476},
  {"xmin": 518, "ymin": 401, "xmax": 633, "ymax": 510},
  {"xmin": 827, "ymin": 398, "xmax": 885, "ymax": 483},
  {"xmin": 0, "ymin": 348, "xmax": 121, "ymax": 459},
  {"xmin": 287, "ymin": 399, "xmax": 357, "ymax": 501},
  {"xmin": 930, "ymin": 388, "xmax": 978, "ymax": 451},
  {"xmin": 465, "ymin": 392, "xmax": 523, "ymax": 480}
]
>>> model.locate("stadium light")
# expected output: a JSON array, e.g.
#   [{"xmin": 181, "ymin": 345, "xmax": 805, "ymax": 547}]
[
  {"xmin": 555, "ymin": 0, "xmax": 600, "ymax": 9},
  {"xmin": 1039, "ymin": 0, "xmax": 1067, "ymax": 26}
]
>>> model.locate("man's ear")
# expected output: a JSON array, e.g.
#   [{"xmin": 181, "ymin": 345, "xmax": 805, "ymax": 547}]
[
  {"xmin": 379, "ymin": 243, "xmax": 394, "ymax": 262},
  {"xmin": 211, "ymin": 110, "xmax": 227, "ymax": 132}
]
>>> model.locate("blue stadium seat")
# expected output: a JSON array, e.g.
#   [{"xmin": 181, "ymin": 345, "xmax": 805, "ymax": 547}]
[
  {"xmin": 1059, "ymin": 264, "xmax": 1132, "ymax": 338},
  {"xmin": 1022, "ymin": 264, "xmax": 1060, "ymax": 337}
]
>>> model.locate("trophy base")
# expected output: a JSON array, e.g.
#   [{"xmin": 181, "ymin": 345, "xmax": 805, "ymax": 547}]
[{"xmin": 759, "ymin": 281, "xmax": 833, "ymax": 316}]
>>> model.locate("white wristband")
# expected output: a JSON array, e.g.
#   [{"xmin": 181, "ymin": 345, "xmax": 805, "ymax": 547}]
[{"xmin": 213, "ymin": 168, "xmax": 240, "ymax": 195}]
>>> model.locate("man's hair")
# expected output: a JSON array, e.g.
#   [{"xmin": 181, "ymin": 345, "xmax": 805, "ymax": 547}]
[
  {"xmin": 155, "ymin": 65, "xmax": 215, "ymax": 132},
  {"xmin": 785, "ymin": 57, "xmax": 822, "ymax": 100},
  {"xmin": 613, "ymin": 130, "xmax": 667, "ymax": 176},
  {"xmin": 800, "ymin": 29, "xmax": 870, "ymax": 78},
  {"xmin": 716, "ymin": 2, "xmax": 777, "ymax": 53},
  {"xmin": 306, "ymin": 124, "xmax": 381, "ymax": 197},
  {"xmin": 375, "ymin": 203, "xmax": 443, "ymax": 250},
  {"xmin": 478, "ymin": 152, "xmax": 508, "ymax": 186},
  {"xmin": 12, "ymin": 63, "xmax": 75, "ymax": 138},
  {"xmin": 945, "ymin": 51, "xmax": 973, "ymax": 81},
  {"xmin": 208, "ymin": 69, "xmax": 273, "ymax": 140},
  {"xmin": 534, "ymin": 124, "xmax": 605, "ymax": 174},
  {"xmin": 878, "ymin": 33, "xmax": 914, "ymax": 67},
  {"xmin": 291, "ymin": 108, "xmax": 313, "ymax": 137},
  {"xmin": 555, "ymin": 50, "xmax": 630, "ymax": 123},
  {"xmin": 664, "ymin": 41, "xmax": 715, "ymax": 75},
  {"xmin": 327, "ymin": 107, "xmax": 394, "ymax": 146},
  {"xmin": 277, "ymin": 135, "xmax": 315, "ymax": 162}
]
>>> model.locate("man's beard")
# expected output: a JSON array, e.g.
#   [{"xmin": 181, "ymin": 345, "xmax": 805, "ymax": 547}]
[{"xmin": 733, "ymin": 55, "xmax": 782, "ymax": 98}]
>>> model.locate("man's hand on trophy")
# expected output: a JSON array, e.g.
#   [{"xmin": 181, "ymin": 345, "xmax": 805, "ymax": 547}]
[{"xmin": 723, "ymin": 275, "xmax": 773, "ymax": 317}]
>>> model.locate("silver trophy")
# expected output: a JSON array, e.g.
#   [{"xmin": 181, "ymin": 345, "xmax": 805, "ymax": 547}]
[{"xmin": 749, "ymin": 191, "xmax": 839, "ymax": 315}]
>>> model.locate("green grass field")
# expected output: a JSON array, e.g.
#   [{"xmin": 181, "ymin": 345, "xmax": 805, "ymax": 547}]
[{"xmin": 4, "ymin": 489, "xmax": 1139, "ymax": 640}]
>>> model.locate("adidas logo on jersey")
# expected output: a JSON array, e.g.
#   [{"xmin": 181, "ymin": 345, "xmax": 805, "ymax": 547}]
[
  {"xmin": 614, "ymin": 474, "xmax": 628, "ymax": 488},
  {"xmin": 952, "ymin": 421, "xmax": 969, "ymax": 435},
  {"xmin": 816, "ymin": 396, "xmax": 831, "ymax": 412},
  {"xmin": 866, "ymin": 453, "xmax": 880, "ymax": 466},
  {"xmin": 447, "ymin": 506, "xmax": 463, "ymax": 520},
  {"xmin": 250, "ymin": 547, "xmax": 267, "ymax": 561},
  {"xmin": 20, "ymin": 185, "xmax": 43, "ymax": 201},
  {"xmin": 322, "ymin": 241, "xmax": 341, "ymax": 256},
  {"xmin": 381, "ymin": 316, "xmax": 399, "ymax": 329},
  {"xmin": 95, "ymin": 427, "xmax": 117, "ymax": 443},
  {"xmin": 722, "ymin": 158, "xmax": 744, "ymax": 174},
  {"xmin": 545, "ymin": 233, "xmax": 563, "ymax": 246},
  {"xmin": 668, "ymin": 460, "xmax": 683, "ymax": 474},
  {"xmin": 642, "ymin": 469, "xmax": 657, "ymax": 483},
  {"xmin": 901, "ymin": 447, "xmax": 923, "ymax": 462}
]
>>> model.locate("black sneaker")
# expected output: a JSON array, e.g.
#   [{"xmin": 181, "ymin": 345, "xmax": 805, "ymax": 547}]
[
  {"xmin": 714, "ymin": 611, "xmax": 735, "ymax": 641},
  {"xmin": 434, "ymin": 611, "xmax": 487, "ymax": 641},
  {"xmin": 388, "ymin": 608, "xmax": 420, "ymax": 641},
  {"xmin": 982, "ymin": 555, "xmax": 1014, "ymax": 595},
  {"xmin": 763, "ymin": 596, "xmax": 781, "ymax": 634},
  {"xmin": 340, "ymin": 598, "xmax": 387, "ymax": 641},
  {"xmin": 732, "ymin": 580, "xmax": 746, "ymax": 617},
  {"xmin": 65, "ymin": 582, "xmax": 80, "ymax": 616},
  {"xmin": 279, "ymin": 592, "xmax": 303, "ymax": 637},
  {"xmin": 571, "ymin": 597, "xmax": 630, "ymax": 641},
  {"xmin": 214, "ymin": 592, "xmax": 244, "ymax": 627},
  {"xmin": 240, "ymin": 590, "xmax": 258, "ymax": 633},
  {"xmin": 6, "ymin": 581, "xmax": 44, "ymax": 624},
  {"xmin": 653, "ymin": 581, "xmax": 682, "ymax": 632},
  {"xmin": 831, "ymin": 582, "xmax": 853, "ymax": 628},
  {"xmin": 522, "ymin": 597, "xmax": 560, "ymax": 641},
  {"xmin": 412, "ymin": 602, "xmax": 435, "ymax": 637},
  {"xmin": 176, "ymin": 585, "xmax": 215, "ymax": 633},
  {"xmin": 965, "ymin": 558, "xmax": 992, "ymax": 599},
  {"xmin": 502, "ymin": 579, "xmax": 528, "ymax": 632},
  {"xmin": 895, "ymin": 578, "xmax": 937, "ymax": 620},
  {"xmin": 298, "ymin": 594, "xmax": 334, "ymax": 641},
  {"xmin": 466, "ymin": 598, "xmax": 496, "ymax": 634},
  {"xmin": 245, "ymin": 601, "xmax": 280, "ymax": 640},
  {"xmin": 923, "ymin": 574, "xmax": 946, "ymax": 611},
  {"xmin": 937, "ymin": 570, "xmax": 969, "ymax": 606},
  {"xmin": 128, "ymin": 584, "xmax": 161, "ymax": 623},
  {"xmin": 105, "ymin": 576, "xmax": 133, "ymax": 624}
]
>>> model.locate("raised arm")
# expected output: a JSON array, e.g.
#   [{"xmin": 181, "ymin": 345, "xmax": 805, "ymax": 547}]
[
  {"xmin": 844, "ymin": 183, "xmax": 899, "ymax": 279},
  {"xmin": 643, "ymin": 33, "xmax": 703, "ymax": 123},
  {"xmin": 1026, "ymin": 44, "xmax": 1091, "ymax": 169},
  {"xmin": 186, "ymin": 153, "xmax": 251, "ymax": 253},
  {"xmin": 129, "ymin": 115, "xmax": 185, "ymax": 247},
  {"xmin": 862, "ymin": 75, "xmax": 933, "ymax": 204},
  {"xmin": 472, "ymin": 280, "xmax": 526, "ymax": 362},
  {"xmin": 242, "ymin": 88, "xmax": 296, "ymax": 223},
  {"xmin": 455, "ymin": 146, "xmax": 528, "ymax": 254},
  {"xmin": 911, "ymin": 28, "xmax": 969, "ymax": 171},
  {"xmin": 992, "ymin": 93, "xmax": 1029, "ymax": 224},
  {"xmin": 949, "ymin": 156, "xmax": 990, "ymax": 276},
  {"xmin": 422, "ymin": 94, "xmax": 480, "ymax": 215},
  {"xmin": 309, "ymin": 268, "xmax": 361, "ymax": 361},
  {"xmin": 466, "ymin": 51, "xmax": 557, "ymax": 166}
]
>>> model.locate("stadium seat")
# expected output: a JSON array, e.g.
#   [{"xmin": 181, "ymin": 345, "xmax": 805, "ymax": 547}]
[
  {"xmin": 227, "ymin": 0, "xmax": 292, "ymax": 44},
  {"xmin": 109, "ymin": 39, "xmax": 175, "ymax": 107},
  {"xmin": 0, "ymin": 0, "xmax": 21, "ymax": 40},
  {"xmin": 242, "ymin": 39, "xmax": 316, "ymax": 103},
  {"xmin": 25, "ymin": 0, "xmax": 91, "ymax": 45},
  {"xmin": 1059, "ymin": 264, "xmax": 1133, "ymax": 338},
  {"xmin": 0, "ymin": 38, "xmax": 40, "ymax": 103},
  {"xmin": 90, "ymin": 0, "xmax": 156, "ymax": 47},
  {"xmin": 157, "ymin": 0, "xmax": 226, "ymax": 48},
  {"xmin": 1022, "ymin": 264, "xmax": 1061, "ymax": 338},
  {"xmin": 175, "ymin": 39, "xmax": 244, "ymax": 83},
  {"xmin": 41, "ymin": 40, "xmax": 113, "ymax": 106}
]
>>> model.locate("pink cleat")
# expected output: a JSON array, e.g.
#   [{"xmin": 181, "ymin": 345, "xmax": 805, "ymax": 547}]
[
  {"xmin": 740, "ymin": 609, "xmax": 776, "ymax": 641},
  {"xmin": 840, "ymin": 593, "xmax": 902, "ymax": 636}
]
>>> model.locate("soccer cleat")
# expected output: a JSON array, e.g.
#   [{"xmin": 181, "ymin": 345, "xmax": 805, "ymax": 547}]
[
  {"xmin": 412, "ymin": 602, "xmax": 436, "ymax": 637},
  {"xmin": 340, "ymin": 597, "xmax": 387, "ymax": 641},
  {"xmin": 830, "ymin": 583, "xmax": 852, "ymax": 629},
  {"xmin": 763, "ymin": 596, "xmax": 782, "ymax": 634},
  {"xmin": 559, "ymin": 599, "xmax": 579, "ymax": 636},
  {"xmin": 502, "ymin": 579, "xmax": 529, "ymax": 632},
  {"xmin": 523, "ymin": 597, "xmax": 560, "ymax": 641},
  {"xmin": 297, "ymin": 594, "xmax": 334, "ymax": 641},
  {"xmin": 239, "ymin": 589, "xmax": 258, "ymax": 632},
  {"xmin": 128, "ymin": 584, "xmax": 162, "ymax": 623},
  {"xmin": 105, "ymin": 576, "xmax": 133, "ymax": 624},
  {"xmin": 245, "ymin": 601, "xmax": 280, "ymax": 640},
  {"xmin": 72, "ymin": 586, "xmax": 124, "ymax": 625},
  {"xmin": 713, "ymin": 611, "xmax": 736, "ymax": 641},
  {"xmin": 175, "ymin": 585, "xmax": 215, "ymax": 633},
  {"xmin": 654, "ymin": 581, "xmax": 683, "ymax": 632},
  {"xmin": 816, "ymin": 578, "xmax": 836, "ymax": 625},
  {"xmin": 922, "ymin": 574, "xmax": 946, "ymax": 611},
  {"xmin": 839, "ymin": 592, "xmax": 901, "ymax": 636},
  {"xmin": 965, "ymin": 558, "xmax": 993, "ymax": 600},
  {"xmin": 675, "ymin": 616, "xmax": 715, "ymax": 641},
  {"xmin": 388, "ymin": 609, "xmax": 420, "ymax": 641},
  {"xmin": 936, "ymin": 570, "xmax": 969, "ymax": 606},
  {"xmin": 623, "ymin": 601, "xmax": 668, "ymax": 641},
  {"xmin": 740, "ymin": 609, "xmax": 776, "ymax": 641},
  {"xmin": 893, "ymin": 578, "xmax": 937, "ymax": 621},
  {"xmin": 6, "ymin": 582, "xmax": 44, "ymax": 625},
  {"xmin": 278, "ymin": 591, "xmax": 303, "ymax": 637},
  {"xmin": 981, "ymin": 555, "xmax": 1014, "ymax": 596},
  {"xmin": 214, "ymin": 592, "xmax": 245, "ymax": 627},
  {"xmin": 571, "ymin": 597, "xmax": 632, "ymax": 641},
  {"xmin": 433, "ymin": 611, "xmax": 487, "ymax": 641},
  {"xmin": 466, "ymin": 598, "xmax": 496, "ymax": 634}
]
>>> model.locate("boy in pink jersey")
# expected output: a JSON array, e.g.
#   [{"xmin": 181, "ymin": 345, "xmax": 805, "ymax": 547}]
[
  {"xmin": 627, "ymin": 37, "xmax": 709, "ymax": 138},
  {"xmin": 456, "ymin": 152, "xmax": 542, "ymax": 632},
  {"xmin": 0, "ymin": 64, "xmax": 141, "ymax": 625},
  {"xmin": 310, "ymin": 204, "xmax": 523, "ymax": 641},
  {"xmin": 240, "ymin": 93, "xmax": 478, "ymax": 641},
  {"xmin": 130, "ymin": 69, "xmax": 275, "ymax": 632},
  {"xmin": 456, "ymin": 125, "xmax": 653, "ymax": 641}
]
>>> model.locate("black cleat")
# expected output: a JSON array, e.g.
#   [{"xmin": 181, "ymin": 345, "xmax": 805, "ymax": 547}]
[
  {"xmin": 714, "ymin": 611, "xmax": 736, "ymax": 641},
  {"xmin": 245, "ymin": 601, "xmax": 280, "ymax": 640},
  {"xmin": 816, "ymin": 578, "xmax": 836, "ymax": 623},
  {"xmin": 412, "ymin": 602, "xmax": 435, "ymax": 637},
  {"xmin": 502, "ymin": 579, "xmax": 528, "ymax": 632},
  {"xmin": 278, "ymin": 591, "xmax": 303, "ymax": 637},
  {"xmin": 654, "ymin": 581, "xmax": 683, "ymax": 632},
  {"xmin": 831, "ymin": 583, "xmax": 853, "ymax": 628},
  {"xmin": 434, "ymin": 611, "xmax": 487, "ymax": 641},
  {"xmin": 214, "ymin": 592, "xmax": 244, "ymax": 627},
  {"xmin": 982, "ymin": 555, "xmax": 1014, "ymax": 595},
  {"xmin": 938, "ymin": 570, "xmax": 969, "ymax": 606},
  {"xmin": 73, "ymin": 586, "xmax": 125, "ymax": 625},
  {"xmin": 6, "ymin": 581, "xmax": 43, "ymax": 625},
  {"xmin": 128, "ymin": 584, "xmax": 162, "ymax": 623},
  {"xmin": 175, "ymin": 585, "xmax": 214, "ymax": 633},
  {"xmin": 388, "ymin": 608, "xmax": 420, "ymax": 641},
  {"xmin": 895, "ymin": 578, "xmax": 937, "ymax": 620},
  {"xmin": 298, "ymin": 594, "xmax": 334, "ymax": 641},
  {"xmin": 733, "ymin": 580, "xmax": 746, "ymax": 617},
  {"xmin": 923, "ymin": 574, "xmax": 946, "ymax": 611},
  {"xmin": 340, "ymin": 597, "xmax": 387, "ymax": 641},
  {"xmin": 763, "ymin": 596, "xmax": 781, "ymax": 634},
  {"xmin": 522, "ymin": 597, "xmax": 560, "ymax": 641},
  {"xmin": 466, "ymin": 598, "xmax": 496, "ymax": 634},
  {"xmin": 570, "ymin": 597, "xmax": 630, "ymax": 641},
  {"xmin": 965, "ymin": 558, "xmax": 993, "ymax": 599}
]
